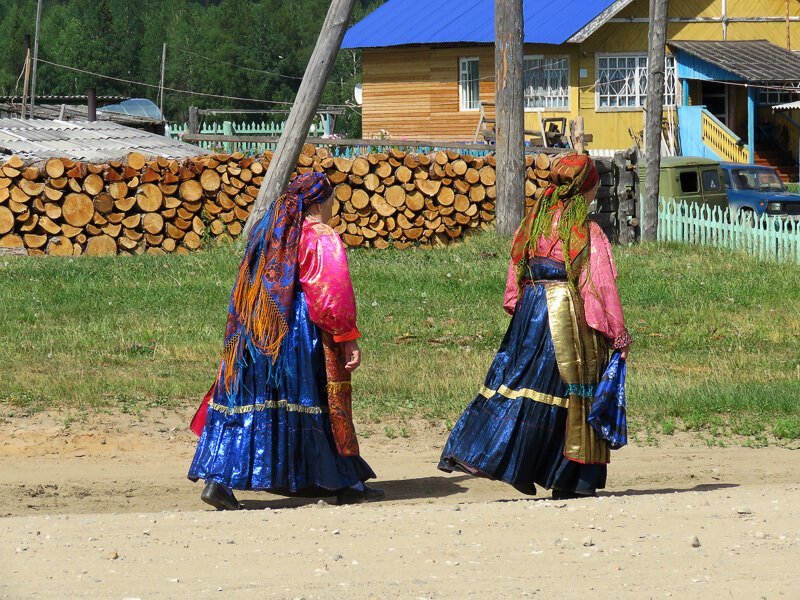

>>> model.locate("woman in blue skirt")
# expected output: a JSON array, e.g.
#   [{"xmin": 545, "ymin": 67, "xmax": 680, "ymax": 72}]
[
  {"xmin": 189, "ymin": 171, "xmax": 383, "ymax": 509},
  {"xmin": 439, "ymin": 154, "xmax": 632, "ymax": 499}
]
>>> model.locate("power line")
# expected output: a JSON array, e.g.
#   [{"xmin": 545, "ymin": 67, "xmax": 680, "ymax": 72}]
[
  {"xmin": 166, "ymin": 44, "xmax": 355, "ymax": 88},
  {"xmin": 166, "ymin": 45, "xmax": 304, "ymax": 80},
  {"xmin": 36, "ymin": 58, "xmax": 295, "ymax": 106}
]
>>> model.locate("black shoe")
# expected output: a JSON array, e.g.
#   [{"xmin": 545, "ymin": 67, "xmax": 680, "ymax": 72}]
[
  {"xmin": 552, "ymin": 488, "xmax": 597, "ymax": 500},
  {"xmin": 512, "ymin": 482, "xmax": 537, "ymax": 496},
  {"xmin": 201, "ymin": 481, "xmax": 242, "ymax": 511},
  {"xmin": 336, "ymin": 484, "xmax": 386, "ymax": 505}
]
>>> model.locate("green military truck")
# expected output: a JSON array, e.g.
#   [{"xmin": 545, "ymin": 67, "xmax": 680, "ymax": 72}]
[{"xmin": 638, "ymin": 156, "xmax": 727, "ymax": 207}]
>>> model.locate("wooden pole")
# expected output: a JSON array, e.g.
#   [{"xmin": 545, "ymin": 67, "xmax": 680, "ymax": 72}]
[
  {"xmin": 188, "ymin": 106, "xmax": 198, "ymax": 135},
  {"xmin": 159, "ymin": 43, "xmax": 167, "ymax": 118},
  {"xmin": 642, "ymin": 0, "xmax": 669, "ymax": 242},
  {"xmin": 20, "ymin": 44, "xmax": 31, "ymax": 120},
  {"xmin": 574, "ymin": 116, "xmax": 585, "ymax": 154},
  {"xmin": 721, "ymin": 0, "xmax": 728, "ymax": 40},
  {"xmin": 494, "ymin": 0, "xmax": 525, "ymax": 237},
  {"xmin": 29, "ymin": 0, "xmax": 43, "ymax": 119},
  {"xmin": 87, "ymin": 87, "xmax": 97, "ymax": 122},
  {"xmin": 242, "ymin": 0, "xmax": 356, "ymax": 237}
]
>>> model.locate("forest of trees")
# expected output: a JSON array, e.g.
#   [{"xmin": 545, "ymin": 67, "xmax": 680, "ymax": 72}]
[{"xmin": 0, "ymin": 0, "xmax": 385, "ymax": 136}]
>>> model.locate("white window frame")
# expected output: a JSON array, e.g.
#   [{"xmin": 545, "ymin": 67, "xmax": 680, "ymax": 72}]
[
  {"xmin": 595, "ymin": 53, "xmax": 677, "ymax": 111},
  {"xmin": 665, "ymin": 55, "xmax": 677, "ymax": 106},
  {"xmin": 459, "ymin": 57, "xmax": 480, "ymax": 112},
  {"xmin": 523, "ymin": 55, "xmax": 570, "ymax": 111},
  {"xmin": 759, "ymin": 87, "xmax": 800, "ymax": 106}
]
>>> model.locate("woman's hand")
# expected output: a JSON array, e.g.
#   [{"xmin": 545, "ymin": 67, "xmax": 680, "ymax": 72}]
[
  {"xmin": 342, "ymin": 340, "xmax": 362, "ymax": 372},
  {"xmin": 619, "ymin": 345, "xmax": 630, "ymax": 361}
]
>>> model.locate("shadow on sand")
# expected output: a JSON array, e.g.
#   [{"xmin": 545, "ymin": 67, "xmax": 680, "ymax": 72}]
[
  {"xmin": 238, "ymin": 474, "xmax": 472, "ymax": 511},
  {"xmin": 488, "ymin": 482, "xmax": 740, "ymax": 504},
  {"xmin": 600, "ymin": 482, "xmax": 739, "ymax": 498}
]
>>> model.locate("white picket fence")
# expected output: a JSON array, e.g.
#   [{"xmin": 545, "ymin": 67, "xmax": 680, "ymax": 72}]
[{"xmin": 657, "ymin": 199, "xmax": 800, "ymax": 263}]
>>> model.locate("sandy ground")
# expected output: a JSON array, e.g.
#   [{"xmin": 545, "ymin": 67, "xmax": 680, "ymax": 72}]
[{"xmin": 0, "ymin": 408, "xmax": 798, "ymax": 599}]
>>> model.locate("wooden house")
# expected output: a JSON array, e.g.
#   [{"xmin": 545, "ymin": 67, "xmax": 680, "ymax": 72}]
[{"xmin": 343, "ymin": 0, "xmax": 800, "ymax": 174}]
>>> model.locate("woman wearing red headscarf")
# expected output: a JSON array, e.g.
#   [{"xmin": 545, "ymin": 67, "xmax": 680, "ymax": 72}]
[{"xmin": 439, "ymin": 153, "xmax": 632, "ymax": 499}]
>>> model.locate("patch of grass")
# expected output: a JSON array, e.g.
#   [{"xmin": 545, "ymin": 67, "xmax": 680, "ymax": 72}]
[
  {"xmin": 0, "ymin": 235, "xmax": 798, "ymax": 442},
  {"xmin": 773, "ymin": 418, "xmax": 800, "ymax": 440},
  {"xmin": 658, "ymin": 417, "xmax": 676, "ymax": 436}
]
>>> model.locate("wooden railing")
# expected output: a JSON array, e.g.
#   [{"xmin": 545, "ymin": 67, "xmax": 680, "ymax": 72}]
[
  {"xmin": 179, "ymin": 135, "xmax": 565, "ymax": 158},
  {"xmin": 658, "ymin": 199, "xmax": 800, "ymax": 263},
  {"xmin": 700, "ymin": 109, "xmax": 750, "ymax": 164}
]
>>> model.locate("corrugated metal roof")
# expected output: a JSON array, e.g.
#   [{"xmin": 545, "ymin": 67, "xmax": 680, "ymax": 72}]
[
  {"xmin": 0, "ymin": 119, "xmax": 203, "ymax": 163},
  {"xmin": 0, "ymin": 102, "xmax": 162, "ymax": 128},
  {"xmin": 669, "ymin": 40, "xmax": 800, "ymax": 83},
  {"xmin": 342, "ymin": 0, "xmax": 621, "ymax": 49},
  {"xmin": 773, "ymin": 100, "xmax": 800, "ymax": 111}
]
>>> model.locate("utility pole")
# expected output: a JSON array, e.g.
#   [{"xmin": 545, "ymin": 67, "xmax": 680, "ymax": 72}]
[
  {"xmin": 493, "ymin": 0, "xmax": 525, "ymax": 236},
  {"xmin": 642, "ymin": 0, "xmax": 669, "ymax": 242},
  {"xmin": 787, "ymin": 0, "xmax": 792, "ymax": 50},
  {"xmin": 29, "ymin": 0, "xmax": 43, "ymax": 119},
  {"xmin": 21, "ymin": 35, "xmax": 31, "ymax": 120},
  {"xmin": 87, "ymin": 87, "xmax": 97, "ymax": 122},
  {"xmin": 242, "ymin": 0, "xmax": 356, "ymax": 237},
  {"xmin": 159, "ymin": 43, "xmax": 167, "ymax": 118}
]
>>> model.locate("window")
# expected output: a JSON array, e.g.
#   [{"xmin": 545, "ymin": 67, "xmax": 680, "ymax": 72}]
[
  {"xmin": 679, "ymin": 171, "xmax": 699, "ymax": 194},
  {"xmin": 731, "ymin": 168, "xmax": 784, "ymax": 192},
  {"xmin": 701, "ymin": 170, "xmax": 721, "ymax": 192},
  {"xmin": 596, "ymin": 54, "xmax": 677, "ymax": 109},
  {"xmin": 459, "ymin": 57, "xmax": 480, "ymax": 111},
  {"xmin": 524, "ymin": 56, "xmax": 569, "ymax": 109},
  {"xmin": 664, "ymin": 56, "xmax": 677, "ymax": 106},
  {"xmin": 759, "ymin": 88, "xmax": 800, "ymax": 106}
]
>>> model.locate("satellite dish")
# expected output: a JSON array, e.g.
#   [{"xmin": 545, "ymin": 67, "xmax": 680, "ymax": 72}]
[{"xmin": 354, "ymin": 83, "xmax": 363, "ymax": 106}]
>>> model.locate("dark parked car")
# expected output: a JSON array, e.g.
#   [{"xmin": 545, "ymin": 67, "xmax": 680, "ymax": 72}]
[{"xmin": 720, "ymin": 163, "xmax": 800, "ymax": 219}]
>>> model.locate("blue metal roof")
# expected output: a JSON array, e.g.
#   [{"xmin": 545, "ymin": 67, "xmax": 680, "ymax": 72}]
[{"xmin": 342, "ymin": 0, "xmax": 621, "ymax": 49}]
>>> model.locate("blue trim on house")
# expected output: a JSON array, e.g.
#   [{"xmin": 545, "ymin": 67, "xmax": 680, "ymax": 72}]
[
  {"xmin": 674, "ymin": 50, "xmax": 746, "ymax": 83},
  {"xmin": 678, "ymin": 106, "xmax": 723, "ymax": 160},
  {"xmin": 342, "ymin": 0, "xmax": 621, "ymax": 49},
  {"xmin": 747, "ymin": 87, "xmax": 758, "ymax": 163},
  {"xmin": 675, "ymin": 49, "xmax": 760, "ymax": 164}
]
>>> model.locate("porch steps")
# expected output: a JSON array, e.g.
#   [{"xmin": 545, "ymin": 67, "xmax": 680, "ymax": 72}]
[{"xmin": 754, "ymin": 150, "xmax": 799, "ymax": 183}]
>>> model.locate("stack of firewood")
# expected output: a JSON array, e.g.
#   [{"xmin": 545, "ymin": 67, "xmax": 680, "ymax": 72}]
[
  {"xmin": 319, "ymin": 147, "xmax": 558, "ymax": 249},
  {"xmin": 0, "ymin": 152, "xmax": 262, "ymax": 256},
  {"xmin": 0, "ymin": 146, "xmax": 559, "ymax": 255}
]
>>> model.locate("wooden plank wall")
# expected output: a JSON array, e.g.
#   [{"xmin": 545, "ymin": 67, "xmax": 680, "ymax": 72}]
[
  {"xmin": 362, "ymin": 46, "xmax": 496, "ymax": 141},
  {"xmin": 359, "ymin": 0, "xmax": 800, "ymax": 150},
  {"xmin": 362, "ymin": 45, "xmax": 576, "ymax": 142}
]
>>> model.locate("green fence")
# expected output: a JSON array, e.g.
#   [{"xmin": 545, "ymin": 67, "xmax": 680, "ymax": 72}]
[
  {"xmin": 658, "ymin": 198, "xmax": 800, "ymax": 263},
  {"xmin": 167, "ymin": 120, "xmax": 324, "ymax": 154}
]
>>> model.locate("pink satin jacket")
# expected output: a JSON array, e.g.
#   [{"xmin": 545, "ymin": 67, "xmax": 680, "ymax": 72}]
[
  {"xmin": 298, "ymin": 218, "xmax": 361, "ymax": 343},
  {"xmin": 503, "ymin": 221, "xmax": 632, "ymax": 350}
]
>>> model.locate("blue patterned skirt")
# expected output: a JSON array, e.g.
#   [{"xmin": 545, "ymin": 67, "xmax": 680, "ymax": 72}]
[
  {"xmin": 188, "ymin": 291, "xmax": 375, "ymax": 493},
  {"xmin": 438, "ymin": 259, "xmax": 606, "ymax": 496}
]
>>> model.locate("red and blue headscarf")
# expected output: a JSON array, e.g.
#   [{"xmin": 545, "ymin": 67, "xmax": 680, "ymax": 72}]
[
  {"xmin": 218, "ymin": 171, "xmax": 332, "ymax": 395},
  {"xmin": 511, "ymin": 153, "xmax": 599, "ymax": 285}
]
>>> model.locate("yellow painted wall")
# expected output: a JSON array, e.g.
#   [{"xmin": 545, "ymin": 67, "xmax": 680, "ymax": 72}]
[
  {"xmin": 361, "ymin": 44, "xmax": 579, "ymax": 141},
  {"xmin": 359, "ymin": 0, "xmax": 800, "ymax": 149}
]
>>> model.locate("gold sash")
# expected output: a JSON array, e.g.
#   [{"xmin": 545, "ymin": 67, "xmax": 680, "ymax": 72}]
[{"xmin": 542, "ymin": 281, "xmax": 610, "ymax": 464}]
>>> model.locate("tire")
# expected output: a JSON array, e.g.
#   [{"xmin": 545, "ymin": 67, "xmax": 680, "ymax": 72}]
[{"xmin": 737, "ymin": 209, "xmax": 755, "ymax": 227}]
